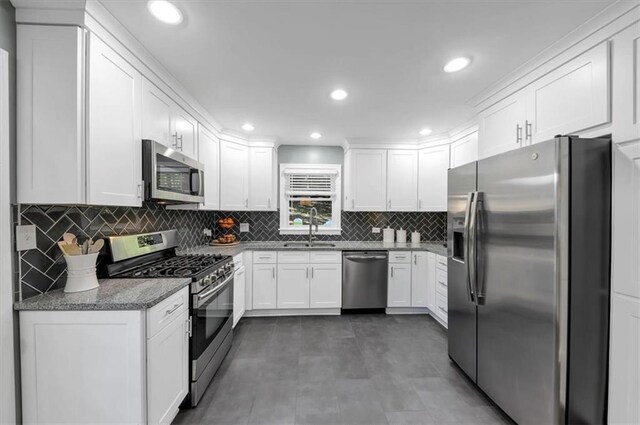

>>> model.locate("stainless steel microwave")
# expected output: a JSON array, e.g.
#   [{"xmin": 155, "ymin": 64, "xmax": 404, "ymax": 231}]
[{"xmin": 142, "ymin": 139, "xmax": 205, "ymax": 204}]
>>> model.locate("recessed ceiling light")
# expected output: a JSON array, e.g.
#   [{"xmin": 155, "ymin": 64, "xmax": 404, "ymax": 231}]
[
  {"xmin": 444, "ymin": 57, "xmax": 471, "ymax": 73},
  {"xmin": 310, "ymin": 132, "xmax": 322, "ymax": 140},
  {"xmin": 330, "ymin": 89, "xmax": 348, "ymax": 101},
  {"xmin": 147, "ymin": 0, "xmax": 183, "ymax": 25},
  {"xmin": 241, "ymin": 123, "xmax": 255, "ymax": 132},
  {"xmin": 419, "ymin": 128, "xmax": 433, "ymax": 136}
]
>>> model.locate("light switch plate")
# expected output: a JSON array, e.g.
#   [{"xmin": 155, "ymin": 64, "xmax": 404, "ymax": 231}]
[
  {"xmin": 372, "ymin": 227, "xmax": 381, "ymax": 234},
  {"xmin": 16, "ymin": 225, "xmax": 37, "ymax": 251},
  {"xmin": 240, "ymin": 223, "xmax": 250, "ymax": 233}
]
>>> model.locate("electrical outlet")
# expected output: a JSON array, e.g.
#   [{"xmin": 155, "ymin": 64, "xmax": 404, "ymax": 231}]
[
  {"xmin": 240, "ymin": 223, "xmax": 250, "ymax": 233},
  {"xmin": 203, "ymin": 228, "xmax": 212, "ymax": 237},
  {"xmin": 372, "ymin": 227, "xmax": 381, "ymax": 234},
  {"xmin": 16, "ymin": 225, "xmax": 37, "ymax": 251}
]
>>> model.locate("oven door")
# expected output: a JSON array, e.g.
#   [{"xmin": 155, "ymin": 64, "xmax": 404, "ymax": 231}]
[
  {"xmin": 143, "ymin": 139, "xmax": 205, "ymax": 204},
  {"xmin": 191, "ymin": 273, "xmax": 234, "ymax": 379}
]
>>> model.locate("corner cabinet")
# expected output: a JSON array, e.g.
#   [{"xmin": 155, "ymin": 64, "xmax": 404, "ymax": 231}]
[
  {"xmin": 17, "ymin": 25, "xmax": 143, "ymax": 207},
  {"xmin": 612, "ymin": 21, "xmax": 640, "ymax": 144},
  {"xmin": 450, "ymin": 130, "xmax": 478, "ymax": 168},
  {"xmin": 418, "ymin": 145, "xmax": 449, "ymax": 211},
  {"xmin": 220, "ymin": 141, "xmax": 249, "ymax": 210},
  {"xmin": 19, "ymin": 288, "xmax": 190, "ymax": 425}
]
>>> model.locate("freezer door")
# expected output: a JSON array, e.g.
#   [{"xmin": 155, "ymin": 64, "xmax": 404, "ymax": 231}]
[
  {"xmin": 447, "ymin": 161, "xmax": 478, "ymax": 381},
  {"xmin": 476, "ymin": 139, "xmax": 563, "ymax": 425}
]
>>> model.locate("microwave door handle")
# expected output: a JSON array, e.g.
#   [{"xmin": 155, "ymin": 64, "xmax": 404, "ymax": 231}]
[{"xmin": 190, "ymin": 169, "xmax": 202, "ymax": 195}]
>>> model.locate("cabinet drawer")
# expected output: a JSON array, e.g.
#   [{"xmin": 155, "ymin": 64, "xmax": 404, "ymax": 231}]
[
  {"xmin": 389, "ymin": 251, "xmax": 411, "ymax": 263},
  {"xmin": 310, "ymin": 251, "xmax": 342, "ymax": 264},
  {"xmin": 436, "ymin": 255, "xmax": 447, "ymax": 271},
  {"xmin": 436, "ymin": 268, "xmax": 448, "ymax": 296},
  {"xmin": 278, "ymin": 251, "xmax": 311, "ymax": 264},
  {"xmin": 147, "ymin": 287, "xmax": 189, "ymax": 339},
  {"xmin": 253, "ymin": 251, "xmax": 277, "ymax": 264},
  {"xmin": 435, "ymin": 292, "xmax": 448, "ymax": 321}
]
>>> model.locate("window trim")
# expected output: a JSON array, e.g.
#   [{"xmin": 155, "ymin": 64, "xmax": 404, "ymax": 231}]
[{"xmin": 279, "ymin": 163, "xmax": 342, "ymax": 235}]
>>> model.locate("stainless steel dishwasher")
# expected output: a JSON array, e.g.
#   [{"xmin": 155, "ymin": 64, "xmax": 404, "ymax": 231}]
[{"xmin": 342, "ymin": 251, "xmax": 388, "ymax": 310}]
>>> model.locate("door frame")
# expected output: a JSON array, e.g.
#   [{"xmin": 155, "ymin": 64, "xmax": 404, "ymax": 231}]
[{"xmin": 0, "ymin": 48, "xmax": 17, "ymax": 424}]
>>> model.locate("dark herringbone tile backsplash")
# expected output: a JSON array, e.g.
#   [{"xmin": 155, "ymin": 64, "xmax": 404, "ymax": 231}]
[{"xmin": 17, "ymin": 204, "xmax": 445, "ymax": 299}]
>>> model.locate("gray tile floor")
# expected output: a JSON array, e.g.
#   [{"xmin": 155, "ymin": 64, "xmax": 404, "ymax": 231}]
[{"xmin": 174, "ymin": 314, "xmax": 512, "ymax": 425}]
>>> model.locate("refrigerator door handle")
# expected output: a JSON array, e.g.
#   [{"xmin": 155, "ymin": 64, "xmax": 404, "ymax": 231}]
[
  {"xmin": 463, "ymin": 192, "xmax": 475, "ymax": 302},
  {"xmin": 470, "ymin": 192, "xmax": 485, "ymax": 305}
]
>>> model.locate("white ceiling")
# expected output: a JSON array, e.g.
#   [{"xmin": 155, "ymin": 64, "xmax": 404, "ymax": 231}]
[{"xmin": 100, "ymin": 0, "xmax": 615, "ymax": 145}]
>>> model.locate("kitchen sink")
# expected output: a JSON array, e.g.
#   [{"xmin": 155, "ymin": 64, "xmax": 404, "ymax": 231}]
[{"xmin": 282, "ymin": 242, "xmax": 337, "ymax": 248}]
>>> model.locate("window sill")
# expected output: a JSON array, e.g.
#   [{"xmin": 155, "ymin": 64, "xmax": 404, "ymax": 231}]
[{"xmin": 279, "ymin": 228, "xmax": 342, "ymax": 236}]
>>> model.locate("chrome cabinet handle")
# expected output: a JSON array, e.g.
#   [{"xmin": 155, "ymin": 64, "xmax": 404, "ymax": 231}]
[
  {"xmin": 352, "ymin": 199, "xmax": 355, "ymax": 209},
  {"xmin": 311, "ymin": 267, "xmax": 314, "ymax": 278},
  {"xmin": 245, "ymin": 198, "xmax": 249, "ymax": 208},
  {"xmin": 419, "ymin": 199, "xmax": 422, "ymax": 209},
  {"xmin": 171, "ymin": 132, "xmax": 178, "ymax": 148},
  {"xmin": 388, "ymin": 199, "xmax": 391, "ymax": 209},
  {"xmin": 165, "ymin": 302, "xmax": 182, "ymax": 316},
  {"xmin": 268, "ymin": 198, "xmax": 271, "ymax": 209},
  {"xmin": 391, "ymin": 266, "xmax": 394, "ymax": 277},
  {"xmin": 272, "ymin": 267, "xmax": 275, "ymax": 279},
  {"xmin": 414, "ymin": 254, "xmax": 417, "ymax": 265},
  {"xmin": 306, "ymin": 267, "xmax": 309, "ymax": 279},
  {"xmin": 177, "ymin": 134, "xmax": 184, "ymax": 150},
  {"xmin": 516, "ymin": 124, "xmax": 523, "ymax": 145},
  {"xmin": 438, "ymin": 306, "xmax": 447, "ymax": 313},
  {"xmin": 137, "ymin": 183, "xmax": 143, "ymax": 199},
  {"xmin": 525, "ymin": 120, "xmax": 532, "ymax": 142}
]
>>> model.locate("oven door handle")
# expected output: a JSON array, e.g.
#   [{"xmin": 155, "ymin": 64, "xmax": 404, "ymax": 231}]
[{"xmin": 195, "ymin": 274, "xmax": 233, "ymax": 305}]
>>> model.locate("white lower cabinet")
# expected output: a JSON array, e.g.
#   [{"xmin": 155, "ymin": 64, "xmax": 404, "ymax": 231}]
[
  {"xmin": 19, "ymin": 288, "xmax": 190, "ymax": 424},
  {"xmin": 252, "ymin": 263, "xmax": 277, "ymax": 309},
  {"xmin": 388, "ymin": 263, "xmax": 412, "ymax": 307},
  {"xmin": 425, "ymin": 253, "xmax": 437, "ymax": 312},
  {"xmin": 411, "ymin": 252, "xmax": 429, "ymax": 307},
  {"xmin": 277, "ymin": 264, "xmax": 310, "ymax": 309},
  {"xmin": 233, "ymin": 254, "xmax": 246, "ymax": 327},
  {"xmin": 309, "ymin": 264, "xmax": 342, "ymax": 308}
]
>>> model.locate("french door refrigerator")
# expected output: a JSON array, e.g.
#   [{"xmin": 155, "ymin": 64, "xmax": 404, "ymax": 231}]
[{"xmin": 447, "ymin": 136, "xmax": 611, "ymax": 425}]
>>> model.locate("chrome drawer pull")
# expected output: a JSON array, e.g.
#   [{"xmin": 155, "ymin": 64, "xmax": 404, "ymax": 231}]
[{"xmin": 165, "ymin": 302, "xmax": 182, "ymax": 316}]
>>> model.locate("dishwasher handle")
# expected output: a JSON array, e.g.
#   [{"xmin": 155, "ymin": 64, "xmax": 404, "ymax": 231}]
[{"xmin": 344, "ymin": 254, "xmax": 388, "ymax": 260}]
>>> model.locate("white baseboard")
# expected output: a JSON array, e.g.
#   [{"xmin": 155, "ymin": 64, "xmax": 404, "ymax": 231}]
[
  {"xmin": 243, "ymin": 308, "xmax": 341, "ymax": 317},
  {"xmin": 385, "ymin": 307, "xmax": 431, "ymax": 315}
]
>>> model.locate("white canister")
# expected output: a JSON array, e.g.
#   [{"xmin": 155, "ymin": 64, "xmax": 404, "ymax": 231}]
[
  {"xmin": 383, "ymin": 227, "xmax": 395, "ymax": 243},
  {"xmin": 396, "ymin": 229, "xmax": 407, "ymax": 244},
  {"xmin": 63, "ymin": 253, "xmax": 100, "ymax": 293},
  {"xmin": 411, "ymin": 231, "xmax": 421, "ymax": 244}
]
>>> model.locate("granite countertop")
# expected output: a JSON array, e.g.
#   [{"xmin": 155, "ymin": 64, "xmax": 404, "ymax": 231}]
[
  {"xmin": 14, "ymin": 278, "xmax": 191, "ymax": 311},
  {"xmin": 182, "ymin": 241, "xmax": 448, "ymax": 257}
]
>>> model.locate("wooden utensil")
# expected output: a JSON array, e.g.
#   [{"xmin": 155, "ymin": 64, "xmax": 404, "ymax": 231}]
[
  {"xmin": 58, "ymin": 241, "xmax": 81, "ymax": 256},
  {"xmin": 62, "ymin": 233, "xmax": 76, "ymax": 245},
  {"xmin": 89, "ymin": 239, "xmax": 104, "ymax": 254}
]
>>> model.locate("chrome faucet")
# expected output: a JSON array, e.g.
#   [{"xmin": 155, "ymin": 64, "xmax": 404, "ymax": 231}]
[{"xmin": 308, "ymin": 207, "xmax": 318, "ymax": 245}]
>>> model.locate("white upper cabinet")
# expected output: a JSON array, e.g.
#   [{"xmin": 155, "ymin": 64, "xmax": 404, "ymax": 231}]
[
  {"xmin": 387, "ymin": 150, "xmax": 418, "ymax": 211},
  {"xmin": 249, "ymin": 147, "xmax": 276, "ymax": 210},
  {"xmin": 528, "ymin": 42, "xmax": 610, "ymax": 144},
  {"xmin": 141, "ymin": 78, "xmax": 173, "ymax": 148},
  {"xmin": 478, "ymin": 91, "xmax": 528, "ymax": 159},
  {"xmin": 418, "ymin": 145, "xmax": 449, "ymax": 211},
  {"xmin": 199, "ymin": 126, "xmax": 220, "ymax": 210},
  {"xmin": 348, "ymin": 149, "xmax": 387, "ymax": 211},
  {"xmin": 173, "ymin": 105, "xmax": 198, "ymax": 159},
  {"xmin": 450, "ymin": 131, "xmax": 478, "ymax": 168},
  {"xmin": 612, "ymin": 22, "xmax": 640, "ymax": 144},
  {"xmin": 86, "ymin": 33, "xmax": 143, "ymax": 207},
  {"xmin": 220, "ymin": 141, "xmax": 249, "ymax": 210},
  {"xmin": 17, "ymin": 25, "xmax": 86, "ymax": 204}
]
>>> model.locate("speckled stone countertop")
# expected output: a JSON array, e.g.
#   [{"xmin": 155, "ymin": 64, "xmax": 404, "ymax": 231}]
[
  {"xmin": 14, "ymin": 278, "xmax": 191, "ymax": 311},
  {"xmin": 182, "ymin": 241, "xmax": 448, "ymax": 258}
]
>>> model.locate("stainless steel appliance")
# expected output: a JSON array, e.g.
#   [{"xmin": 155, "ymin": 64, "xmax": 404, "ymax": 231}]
[
  {"xmin": 342, "ymin": 251, "xmax": 388, "ymax": 310},
  {"xmin": 142, "ymin": 139, "xmax": 205, "ymax": 204},
  {"xmin": 447, "ymin": 136, "xmax": 611, "ymax": 425},
  {"xmin": 100, "ymin": 230, "xmax": 234, "ymax": 407}
]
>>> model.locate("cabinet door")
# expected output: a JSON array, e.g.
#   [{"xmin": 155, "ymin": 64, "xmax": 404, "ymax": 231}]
[
  {"xmin": 608, "ymin": 293, "xmax": 640, "ymax": 425},
  {"xmin": 277, "ymin": 264, "xmax": 310, "ymax": 309},
  {"xmin": 478, "ymin": 92, "xmax": 527, "ymax": 159},
  {"xmin": 252, "ymin": 264, "xmax": 276, "ymax": 309},
  {"xmin": 233, "ymin": 267, "xmax": 246, "ymax": 327},
  {"xmin": 411, "ymin": 252, "xmax": 429, "ymax": 307},
  {"xmin": 220, "ymin": 141, "xmax": 249, "ymax": 210},
  {"xmin": 350, "ymin": 149, "xmax": 387, "ymax": 211},
  {"xmin": 199, "ymin": 126, "xmax": 220, "ymax": 210},
  {"xmin": 141, "ymin": 78, "xmax": 173, "ymax": 148},
  {"xmin": 612, "ymin": 22, "xmax": 640, "ymax": 145},
  {"xmin": 387, "ymin": 150, "xmax": 418, "ymax": 211},
  {"xmin": 249, "ymin": 147, "xmax": 275, "ymax": 210},
  {"xmin": 87, "ymin": 33, "xmax": 142, "ymax": 207},
  {"xmin": 388, "ymin": 263, "xmax": 411, "ymax": 307},
  {"xmin": 418, "ymin": 146, "xmax": 449, "ymax": 211},
  {"xmin": 450, "ymin": 132, "xmax": 478, "ymax": 168},
  {"xmin": 147, "ymin": 310, "xmax": 189, "ymax": 425},
  {"xmin": 173, "ymin": 105, "xmax": 198, "ymax": 159},
  {"xmin": 17, "ymin": 25, "xmax": 86, "ymax": 204},
  {"xmin": 426, "ymin": 252, "xmax": 437, "ymax": 312},
  {"xmin": 309, "ymin": 264, "xmax": 342, "ymax": 308},
  {"xmin": 528, "ymin": 42, "xmax": 610, "ymax": 144}
]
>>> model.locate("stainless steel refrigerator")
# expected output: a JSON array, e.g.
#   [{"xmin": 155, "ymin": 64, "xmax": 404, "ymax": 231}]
[{"xmin": 447, "ymin": 136, "xmax": 611, "ymax": 425}]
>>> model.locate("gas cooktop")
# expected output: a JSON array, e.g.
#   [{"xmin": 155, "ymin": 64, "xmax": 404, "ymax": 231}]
[{"xmin": 116, "ymin": 254, "xmax": 227, "ymax": 278}]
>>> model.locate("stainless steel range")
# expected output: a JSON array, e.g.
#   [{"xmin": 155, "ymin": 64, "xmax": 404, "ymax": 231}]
[{"xmin": 100, "ymin": 229, "xmax": 234, "ymax": 407}]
